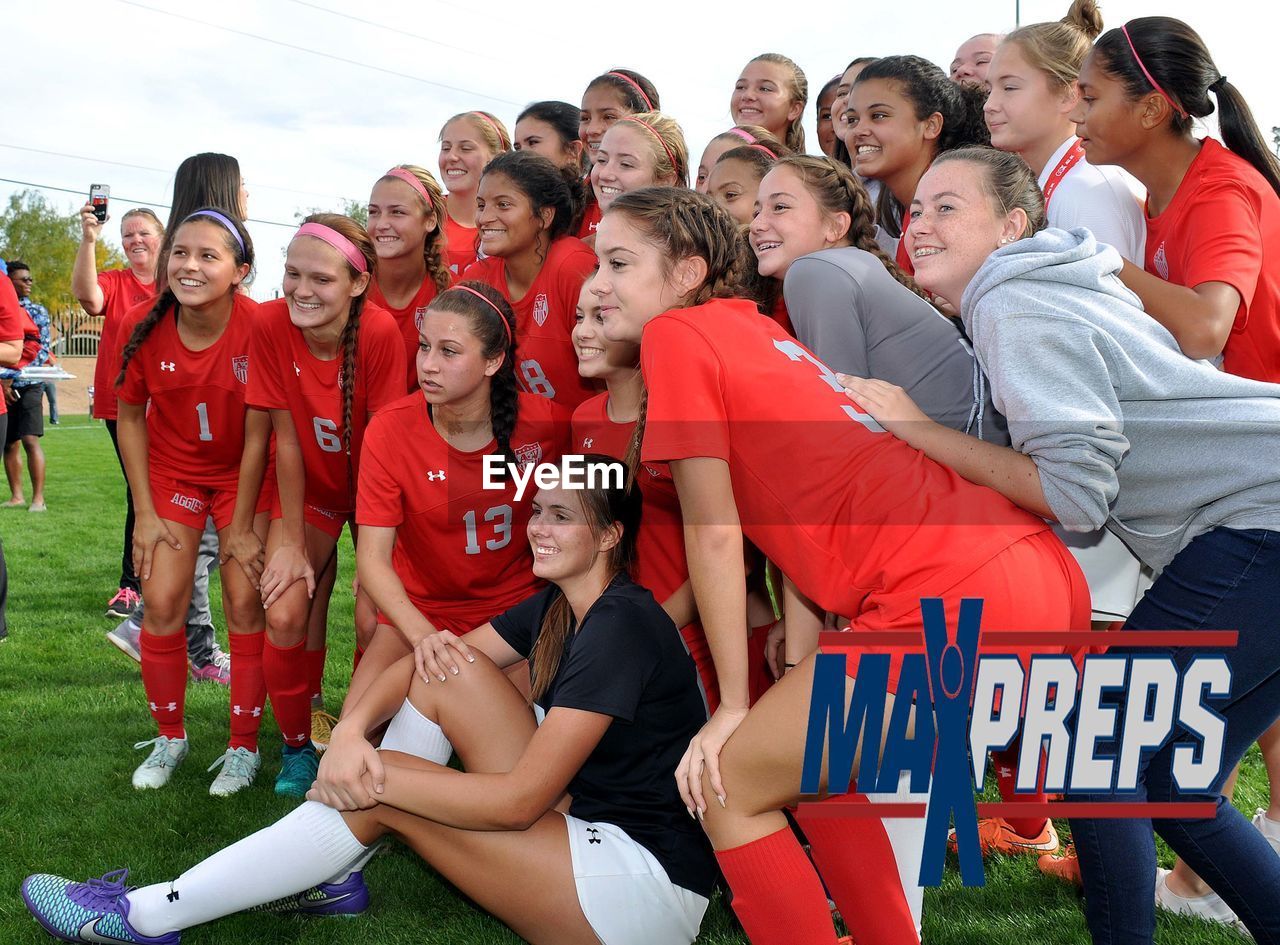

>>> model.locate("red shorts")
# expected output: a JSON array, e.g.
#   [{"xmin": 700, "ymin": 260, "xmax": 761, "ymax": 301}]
[
  {"xmin": 150, "ymin": 472, "xmax": 271, "ymax": 532},
  {"xmin": 830, "ymin": 529, "xmax": 1091, "ymax": 689},
  {"xmin": 260, "ymin": 478, "xmax": 351, "ymax": 541},
  {"xmin": 375, "ymin": 600, "xmax": 488, "ymax": 638},
  {"xmin": 679, "ymin": 620, "xmax": 775, "ymax": 716}
]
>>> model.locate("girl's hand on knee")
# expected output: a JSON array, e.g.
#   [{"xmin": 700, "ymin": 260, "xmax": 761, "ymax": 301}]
[
  {"xmin": 134, "ymin": 513, "xmax": 181, "ymax": 581},
  {"xmin": 260, "ymin": 544, "xmax": 316, "ymax": 608},
  {"xmin": 676, "ymin": 705, "xmax": 748, "ymax": 820},
  {"xmin": 312, "ymin": 734, "xmax": 385, "ymax": 810},
  {"xmin": 220, "ymin": 527, "xmax": 265, "ymax": 586},
  {"xmin": 414, "ymin": 630, "xmax": 474, "ymax": 684}
]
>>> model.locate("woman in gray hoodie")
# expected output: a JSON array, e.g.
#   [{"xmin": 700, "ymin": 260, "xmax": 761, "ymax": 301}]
[{"xmin": 842, "ymin": 146, "xmax": 1280, "ymax": 945}]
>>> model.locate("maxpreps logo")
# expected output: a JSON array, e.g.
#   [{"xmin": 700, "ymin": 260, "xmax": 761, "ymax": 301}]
[{"xmin": 801, "ymin": 599, "xmax": 1235, "ymax": 886}]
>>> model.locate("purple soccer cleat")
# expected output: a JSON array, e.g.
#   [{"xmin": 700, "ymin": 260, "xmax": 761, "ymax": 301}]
[
  {"xmin": 250, "ymin": 870, "xmax": 370, "ymax": 917},
  {"xmin": 21, "ymin": 869, "xmax": 180, "ymax": 943}
]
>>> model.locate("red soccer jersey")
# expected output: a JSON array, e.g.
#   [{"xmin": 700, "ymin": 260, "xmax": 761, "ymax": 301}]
[
  {"xmin": 444, "ymin": 214, "xmax": 479, "ymax": 278},
  {"xmin": 465, "ymin": 236, "xmax": 598, "ymax": 408},
  {"xmin": 571, "ymin": 393, "xmax": 687, "ymax": 599},
  {"xmin": 367, "ymin": 276, "xmax": 440, "ymax": 392},
  {"xmin": 1144, "ymin": 137, "xmax": 1280, "ymax": 382},
  {"xmin": 577, "ymin": 199, "xmax": 603, "ymax": 240},
  {"xmin": 769, "ymin": 296, "xmax": 794, "ymax": 336},
  {"xmin": 0, "ymin": 275, "xmax": 25, "ymax": 418},
  {"xmin": 117, "ymin": 294, "xmax": 259, "ymax": 490},
  {"xmin": 93, "ymin": 269, "xmax": 156, "ymax": 420},
  {"xmin": 895, "ymin": 207, "xmax": 916, "ymax": 278},
  {"xmin": 248, "ymin": 299, "xmax": 406, "ymax": 514},
  {"xmin": 357, "ymin": 391, "xmax": 571, "ymax": 629},
  {"xmin": 639, "ymin": 298, "xmax": 1048, "ymax": 622}
]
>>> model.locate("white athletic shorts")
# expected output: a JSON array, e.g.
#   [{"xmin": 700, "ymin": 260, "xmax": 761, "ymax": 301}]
[
  {"xmin": 562, "ymin": 813, "xmax": 708, "ymax": 945},
  {"xmin": 1054, "ymin": 524, "xmax": 1154, "ymax": 621}
]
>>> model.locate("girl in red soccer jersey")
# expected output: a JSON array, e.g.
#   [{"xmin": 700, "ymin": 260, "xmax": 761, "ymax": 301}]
[
  {"xmin": 570, "ymin": 282, "xmax": 776, "ymax": 711},
  {"xmin": 1073, "ymin": 17, "xmax": 1280, "ymax": 382},
  {"xmin": 590, "ymin": 113, "xmax": 689, "ymax": 233},
  {"xmin": 847, "ymin": 55, "xmax": 989, "ymax": 277},
  {"xmin": 343, "ymin": 280, "xmax": 568, "ymax": 710},
  {"xmin": 693, "ymin": 125, "xmax": 786, "ymax": 194},
  {"xmin": 439, "ymin": 112, "xmax": 511, "ymax": 278},
  {"xmin": 590, "ymin": 188, "xmax": 1088, "ymax": 945},
  {"xmin": 985, "ymin": 0, "xmax": 1145, "ymax": 264},
  {"xmin": 113, "ymin": 208, "xmax": 268, "ymax": 794},
  {"xmin": 366, "ymin": 164, "xmax": 452, "ymax": 393},
  {"xmin": 223, "ymin": 215, "xmax": 406, "ymax": 798},
  {"xmin": 465, "ymin": 151, "xmax": 599, "ymax": 408},
  {"xmin": 729, "ymin": 54, "xmax": 808, "ymax": 154},
  {"xmin": 515, "ymin": 101, "xmax": 587, "ymax": 174},
  {"xmin": 706, "ymin": 143, "xmax": 780, "ymax": 226},
  {"xmin": 578, "ymin": 69, "xmax": 662, "ymax": 239},
  {"xmin": 73, "ymin": 206, "xmax": 165, "ymax": 616}
]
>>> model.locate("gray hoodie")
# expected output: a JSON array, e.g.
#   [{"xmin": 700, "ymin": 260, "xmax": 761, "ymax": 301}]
[{"xmin": 960, "ymin": 227, "xmax": 1280, "ymax": 574}]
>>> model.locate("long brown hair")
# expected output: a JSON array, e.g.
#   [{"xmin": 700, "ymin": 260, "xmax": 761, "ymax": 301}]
[{"xmin": 378, "ymin": 165, "xmax": 451, "ymax": 294}]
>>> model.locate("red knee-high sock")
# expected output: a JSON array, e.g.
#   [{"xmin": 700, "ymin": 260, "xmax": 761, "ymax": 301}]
[
  {"xmin": 796, "ymin": 805, "xmax": 919, "ymax": 945},
  {"xmin": 228, "ymin": 631, "xmax": 266, "ymax": 751},
  {"xmin": 305, "ymin": 646, "xmax": 326, "ymax": 706},
  {"xmin": 263, "ymin": 637, "xmax": 311, "ymax": 747},
  {"xmin": 993, "ymin": 742, "xmax": 1049, "ymax": 836},
  {"xmin": 140, "ymin": 628, "xmax": 188, "ymax": 739},
  {"xmin": 715, "ymin": 826, "xmax": 840, "ymax": 945}
]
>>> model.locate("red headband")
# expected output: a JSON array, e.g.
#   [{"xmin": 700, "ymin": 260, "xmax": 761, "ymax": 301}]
[
  {"xmin": 607, "ymin": 71, "xmax": 654, "ymax": 111},
  {"xmin": 728, "ymin": 127, "xmax": 758, "ymax": 144},
  {"xmin": 450, "ymin": 285, "xmax": 512, "ymax": 345},
  {"xmin": 748, "ymin": 143, "xmax": 778, "ymax": 160},
  {"xmin": 625, "ymin": 117, "xmax": 680, "ymax": 178},
  {"xmin": 1122, "ymin": 24, "xmax": 1189, "ymax": 119},
  {"xmin": 470, "ymin": 111, "xmax": 508, "ymax": 147}
]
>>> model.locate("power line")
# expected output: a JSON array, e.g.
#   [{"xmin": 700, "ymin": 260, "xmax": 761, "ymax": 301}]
[
  {"xmin": 0, "ymin": 143, "xmax": 358, "ymax": 203},
  {"xmin": 0, "ymin": 177, "xmax": 300, "ymax": 229},
  {"xmin": 278, "ymin": 0, "xmax": 490, "ymax": 60},
  {"xmin": 114, "ymin": 0, "xmax": 524, "ymax": 108}
]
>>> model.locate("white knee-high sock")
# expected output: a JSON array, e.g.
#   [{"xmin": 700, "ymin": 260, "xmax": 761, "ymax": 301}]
[
  {"xmin": 380, "ymin": 698, "xmax": 453, "ymax": 764},
  {"xmin": 126, "ymin": 802, "xmax": 368, "ymax": 936}
]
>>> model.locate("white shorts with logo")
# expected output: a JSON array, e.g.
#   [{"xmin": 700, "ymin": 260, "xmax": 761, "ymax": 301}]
[{"xmin": 562, "ymin": 813, "xmax": 708, "ymax": 945}]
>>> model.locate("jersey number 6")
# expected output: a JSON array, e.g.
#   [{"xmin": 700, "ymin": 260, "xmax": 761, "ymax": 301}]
[{"xmin": 313, "ymin": 417, "xmax": 342, "ymax": 453}]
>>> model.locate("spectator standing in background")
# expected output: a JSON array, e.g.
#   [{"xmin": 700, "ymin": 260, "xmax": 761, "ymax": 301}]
[
  {"xmin": 2, "ymin": 261, "xmax": 50, "ymax": 513},
  {"xmin": 0, "ymin": 262, "xmax": 27, "ymax": 640}
]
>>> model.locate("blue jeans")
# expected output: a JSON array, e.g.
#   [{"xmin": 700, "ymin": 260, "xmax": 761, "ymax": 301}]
[{"xmin": 1070, "ymin": 526, "xmax": 1280, "ymax": 944}]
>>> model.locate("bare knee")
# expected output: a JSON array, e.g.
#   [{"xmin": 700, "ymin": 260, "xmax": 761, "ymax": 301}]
[{"xmin": 265, "ymin": 596, "xmax": 308, "ymax": 646}]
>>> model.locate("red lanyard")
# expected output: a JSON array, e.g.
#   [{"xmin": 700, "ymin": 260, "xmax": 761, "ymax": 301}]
[{"xmin": 1041, "ymin": 139, "xmax": 1087, "ymax": 209}]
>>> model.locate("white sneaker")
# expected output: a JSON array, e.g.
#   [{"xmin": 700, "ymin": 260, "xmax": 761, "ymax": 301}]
[
  {"xmin": 208, "ymin": 746, "xmax": 261, "ymax": 797},
  {"xmin": 1154, "ymin": 866, "xmax": 1238, "ymax": 924},
  {"xmin": 131, "ymin": 736, "xmax": 188, "ymax": 790},
  {"xmin": 1253, "ymin": 809, "xmax": 1280, "ymax": 856}
]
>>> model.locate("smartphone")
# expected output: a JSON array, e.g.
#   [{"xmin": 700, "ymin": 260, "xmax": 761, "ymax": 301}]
[{"xmin": 90, "ymin": 184, "xmax": 110, "ymax": 223}]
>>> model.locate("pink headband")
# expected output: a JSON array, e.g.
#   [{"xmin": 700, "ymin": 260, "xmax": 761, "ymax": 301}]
[
  {"xmin": 470, "ymin": 111, "xmax": 508, "ymax": 147},
  {"xmin": 294, "ymin": 222, "xmax": 368, "ymax": 274},
  {"xmin": 728, "ymin": 127, "xmax": 758, "ymax": 144},
  {"xmin": 1121, "ymin": 24, "xmax": 1189, "ymax": 119},
  {"xmin": 607, "ymin": 71, "xmax": 654, "ymax": 111},
  {"xmin": 384, "ymin": 167, "xmax": 434, "ymax": 209},
  {"xmin": 625, "ymin": 117, "xmax": 679, "ymax": 178},
  {"xmin": 748, "ymin": 143, "xmax": 778, "ymax": 160},
  {"xmin": 450, "ymin": 285, "xmax": 512, "ymax": 345}
]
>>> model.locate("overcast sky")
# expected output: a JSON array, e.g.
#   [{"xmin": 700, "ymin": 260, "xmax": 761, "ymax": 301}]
[{"xmin": 5, "ymin": 0, "xmax": 1276, "ymax": 300}]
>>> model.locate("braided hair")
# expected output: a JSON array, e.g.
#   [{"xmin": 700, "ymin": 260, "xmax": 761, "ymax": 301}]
[
  {"xmin": 117, "ymin": 208, "xmax": 254, "ymax": 387},
  {"xmin": 426, "ymin": 281, "xmax": 519, "ymax": 464},
  {"xmin": 378, "ymin": 165, "xmax": 451, "ymax": 293}
]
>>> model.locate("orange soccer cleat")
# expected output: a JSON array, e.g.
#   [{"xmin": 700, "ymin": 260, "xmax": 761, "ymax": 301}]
[
  {"xmin": 1037, "ymin": 844, "xmax": 1082, "ymax": 885},
  {"xmin": 950, "ymin": 817, "xmax": 1061, "ymax": 856}
]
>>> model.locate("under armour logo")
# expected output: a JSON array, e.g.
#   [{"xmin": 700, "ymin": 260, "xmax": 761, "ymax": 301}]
[
  {"xmin": 427, "ymin": 470, "xmax": 446, "ymax": 481},
  {"xmin": 293, "ymin": 361, "xmax": 302, "ymax": 377},
  {"xmin": 232, "ymin": 704, "xmax": 263, "ymax": 717},
  {"xmin": 586, "ymin": 827, "xmax": 601, "ymax": 845},
  {"xmin": 160, "ymin": 361, "xmax": 176, "ymax": 372},
  {"xmin": 166, "ymin": 887, "xmax": 180, "ymax": 903},
  {"xmin": 582, "ymin": 437, "xmax": 594, "ymax": 449},
  {"xmin": 149, "ymin": 701, "xmax": 178, "ymax": 712},
  {"xmin": 291, "ymin": 733, "xmax": 309, "ymax": 742}
]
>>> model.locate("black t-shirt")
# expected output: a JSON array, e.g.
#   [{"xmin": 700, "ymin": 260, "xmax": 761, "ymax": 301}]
[{"xmin": 492, "ymin": 574, "xmax": 718, "ymax": 898}]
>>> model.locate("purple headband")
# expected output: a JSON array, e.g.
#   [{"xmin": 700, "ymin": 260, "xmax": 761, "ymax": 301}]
[
  {"xmin": 1122, "ymin": 24, "xmax": 1189, "ymax": 119},
  {"xmin": 183, "ymin": 209, "xmax": 244, "ymax": 255}
]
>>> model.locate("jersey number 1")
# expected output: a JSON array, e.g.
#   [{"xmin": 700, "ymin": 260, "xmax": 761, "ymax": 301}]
[{"xmin": 196, "ymin": 402, "xmax": 213, "ymax": 442}]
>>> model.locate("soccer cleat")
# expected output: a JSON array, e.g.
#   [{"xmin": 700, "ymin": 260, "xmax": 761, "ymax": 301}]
[
  {"xmin": 207, "ymin": 746, "xmax": 261, "ymax": 797},
  {"xmin": 21, "ymin": 869, "xmax": 181, "ymax": 944},
  {"xmin": 250, "ymin": 871, "xmax": 370, "ymax": 917},
  {"xmin": 949, "ymin": 817, "xmax": 1059, "ymax": 856},
  {"xmin": 1254, "ymin": 809, "xmax": 1280, "ymax": 856},
  {"xmin": 107, "ymin": 619, "xmax": 143, "ymax": 664},
  {"xmin": 1037, "ymin": 844, "xmax": 1082, "ymax": 885},
  {"xmin": 310, "ymin": 709, "xmax": 339, "ymax": 751},
  {"xmin": 1155, "ymin": 866, "xmax": 1238, "ymax": 924},
  {"xmin": 275, "ymin": 743, "xmax": 320, "ymax": 798},
  {"xmin": 106, "ymin": 587, "xmax": 142, "ymax": 619},
  {"xmin": 131, "ymin": 737, "xmax": 188, "ymax": 790}
]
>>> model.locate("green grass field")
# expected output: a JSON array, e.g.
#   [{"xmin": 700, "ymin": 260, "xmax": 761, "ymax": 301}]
[{"xmin": 0, "ymin": 415, "xmax": 1261, "ymax": 943}]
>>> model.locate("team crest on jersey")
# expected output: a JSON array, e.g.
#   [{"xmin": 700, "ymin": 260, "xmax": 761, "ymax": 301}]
[
  {"xmin": 532, "ymin": 293, "xmax": 549, "ymax": 327},
  {"xmin": 414, "ymin": 305, "xmax": 430, "ymax": 332},
  {"xmin": 1153, "ymin": 241, "xmax": 1169, "ymax": 280},
  {"xmin": 513, "ymin": 442, "xmax": 543, "ymax": 470},
  {"xmin": 231, "ymin": 355, "xmax": 249, "ymax": 384},
  {"xmin": 581, "ymin": 437, "xmax": 594, "ymax": 449}
]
